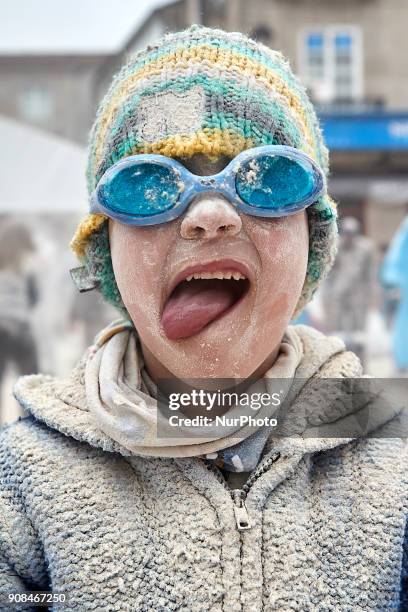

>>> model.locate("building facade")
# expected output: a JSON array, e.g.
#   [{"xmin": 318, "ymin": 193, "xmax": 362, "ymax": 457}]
[{"xmin": 0, "ymin": 55, "xmax": 109, "ymax": 144}]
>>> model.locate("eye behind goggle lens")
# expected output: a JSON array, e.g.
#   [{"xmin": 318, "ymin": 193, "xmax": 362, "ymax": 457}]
[
  {"xmin": 236, "ymin": 154, "xmax": 318, "ymax": 210},
  {"xmin": 99, "ymin": 162, "xmax": 182, "ymax": 216}
]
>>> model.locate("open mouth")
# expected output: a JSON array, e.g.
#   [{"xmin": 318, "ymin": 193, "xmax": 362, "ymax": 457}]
[{"xmin": 161, "ymin": 264, "xmax": 251, "ymax": 340}]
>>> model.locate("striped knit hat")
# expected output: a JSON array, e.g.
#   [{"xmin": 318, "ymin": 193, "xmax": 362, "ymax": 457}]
[{"xmin": 71, "ymin": 25, "xmax": 337, "ymax": 316}]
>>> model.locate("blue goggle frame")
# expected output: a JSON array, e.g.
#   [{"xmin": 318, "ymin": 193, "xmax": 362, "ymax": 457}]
[{"xmin": 90, "ymin": 145, "xmax": 326, "ymax": 226}]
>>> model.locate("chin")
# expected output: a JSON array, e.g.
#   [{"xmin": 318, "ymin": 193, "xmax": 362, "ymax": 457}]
[
  {"xmin": 155, "ymin": 318, "xmax": 282, "ymax": 380},
  {"xmin": 131, "ymin": 286, "xmax": 295, "ymax": 380}
]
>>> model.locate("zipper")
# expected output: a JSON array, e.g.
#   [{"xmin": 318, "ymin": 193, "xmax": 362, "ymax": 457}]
[
  {"xmin": 203, "ymin": 451, "xmax": 281, "ymax": 531},
  {"xmin": 231, "ymin": 489, "xmax": 251, "ymax": 531}
]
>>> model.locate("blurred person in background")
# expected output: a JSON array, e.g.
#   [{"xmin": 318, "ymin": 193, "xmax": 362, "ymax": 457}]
[
  {"xmin": 381, "ymin": 215, "xmax": 408, "ymax": 372},
  {"xmin": 0, "ymin": 220, "xmax": 39, "ymax": 413},
  {"xmin": 379, "ymin": 244, "xmax": 401, "ymax": 328},
  {"xmin": 320, "ymin": 216, "xmax": 377, "ymax": 362}
]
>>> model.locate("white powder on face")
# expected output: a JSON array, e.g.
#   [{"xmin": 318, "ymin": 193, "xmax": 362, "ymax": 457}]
[
  {"xmin": 109, "ymin": 196, "xmax": 307, "ymax": 380},
  {"xmin": 182, "ymin": 194, "xmax": 235, "ymax": 222},
  {"xmin": 161, "ymin": 212, "xmax": 304, "ymax": 377},
  {"xmin": 217, "ymin": 214, "xmax": 308, "ymax": 377}
]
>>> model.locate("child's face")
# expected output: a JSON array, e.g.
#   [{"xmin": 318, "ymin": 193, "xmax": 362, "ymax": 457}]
[{"xmin": 109, "ymin": 153, "xmax": 309, "ymax": 379}]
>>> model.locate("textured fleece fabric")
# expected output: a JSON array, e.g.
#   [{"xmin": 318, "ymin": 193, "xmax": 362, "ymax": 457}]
[
  {"xmin": 70, "ymin": 25, "xmax": 338, "ymax": 318},
  {"xmin": 83, "ymin": 320, "xmax": 303, "ymax": 468},
  {"xmin": 1, "ymin": 325, "xmax": 408, "ymax": 612}
]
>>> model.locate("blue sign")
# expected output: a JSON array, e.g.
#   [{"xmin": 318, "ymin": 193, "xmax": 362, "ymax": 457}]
[{"xmin": 319, "ymin": 113, "xmax": 408, "ymax": 150}]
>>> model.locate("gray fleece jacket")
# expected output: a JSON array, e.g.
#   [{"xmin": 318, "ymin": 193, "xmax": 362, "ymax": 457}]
[{"xmin": 0, "ymin": 324, "xmax": 407, "ymax": 612}]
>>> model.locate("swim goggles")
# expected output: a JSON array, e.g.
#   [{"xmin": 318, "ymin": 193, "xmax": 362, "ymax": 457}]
[{"xmin": 90, "ymin": 145, "xmax": 326, "ymax": 226}]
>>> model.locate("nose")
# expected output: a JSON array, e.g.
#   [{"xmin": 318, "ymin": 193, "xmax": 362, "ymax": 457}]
[{"xmin": 180, "ymin": 194, "xmax": 242, "ymax": 240}]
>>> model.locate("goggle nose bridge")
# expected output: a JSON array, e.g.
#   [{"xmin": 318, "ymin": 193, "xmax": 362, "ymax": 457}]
[{"xmin": 184, "ymin": 174, "xmax": 233, "ymax": 205}]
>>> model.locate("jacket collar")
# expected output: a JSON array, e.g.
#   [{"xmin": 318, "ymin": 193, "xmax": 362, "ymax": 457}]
[{"xmin": 13, "ymin": 324, "xmax": 398, "ymax": 460}]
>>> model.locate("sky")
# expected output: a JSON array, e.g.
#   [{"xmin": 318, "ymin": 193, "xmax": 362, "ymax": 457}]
[{"xmin": 0, "ymin": 0, "xmax": 172, "ymax": 54}]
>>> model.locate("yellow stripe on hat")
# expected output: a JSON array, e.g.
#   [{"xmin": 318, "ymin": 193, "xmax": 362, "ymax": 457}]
[{"xmin": 70, "ymin": 213, "xmax": 107, "ymax": 259}]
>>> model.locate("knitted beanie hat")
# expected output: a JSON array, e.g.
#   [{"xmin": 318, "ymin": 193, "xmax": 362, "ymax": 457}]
[{"xmin": 71, "ymin": 24, "xmax": 337, "ymax": 317}]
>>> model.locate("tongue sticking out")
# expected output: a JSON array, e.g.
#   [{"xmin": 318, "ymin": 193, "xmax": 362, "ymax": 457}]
[{"xmin": 161, "ymin": 278, "xmax": 245, "ymax": 340}]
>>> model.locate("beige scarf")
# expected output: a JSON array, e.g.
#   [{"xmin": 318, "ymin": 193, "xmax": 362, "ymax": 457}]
[{"xmin": 84, "ymin": 320, "xmax": 303, "ymax": 459}]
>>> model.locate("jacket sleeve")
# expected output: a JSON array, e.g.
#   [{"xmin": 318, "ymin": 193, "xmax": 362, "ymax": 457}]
[{"xmin": 0, "ymin": 429, "xmax": 50, "ymax": 611}]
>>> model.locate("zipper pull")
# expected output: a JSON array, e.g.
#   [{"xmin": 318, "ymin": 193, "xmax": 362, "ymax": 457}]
[
  {"xmin": 234, "ymin": 501, "xmax": 251, "ymax": 531},
  {"xmin": 231, "ymin": 491, "xmax": 252, "ymax": 531}
]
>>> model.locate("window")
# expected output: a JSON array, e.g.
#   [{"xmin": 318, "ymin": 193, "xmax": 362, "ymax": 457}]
[
  {"xmin": 18, "ymin": 85, "xmax": 54, "ymax": 124},
  {"xmin": 299, "ymin": 26, "xmax": 363, "ymax": 104},
  {"xmin": 306, "ymin": 33, "xmax": 324, "ymax": 80}
]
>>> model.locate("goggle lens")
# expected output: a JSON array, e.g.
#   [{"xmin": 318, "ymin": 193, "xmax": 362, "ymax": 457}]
[
  {"xmin": 99, "ymin": 163, "xmax": 182, "ymax": 217},
  {"xmin": 235, "ymin": 154, "xmax": 316, "ymax": 210}
]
